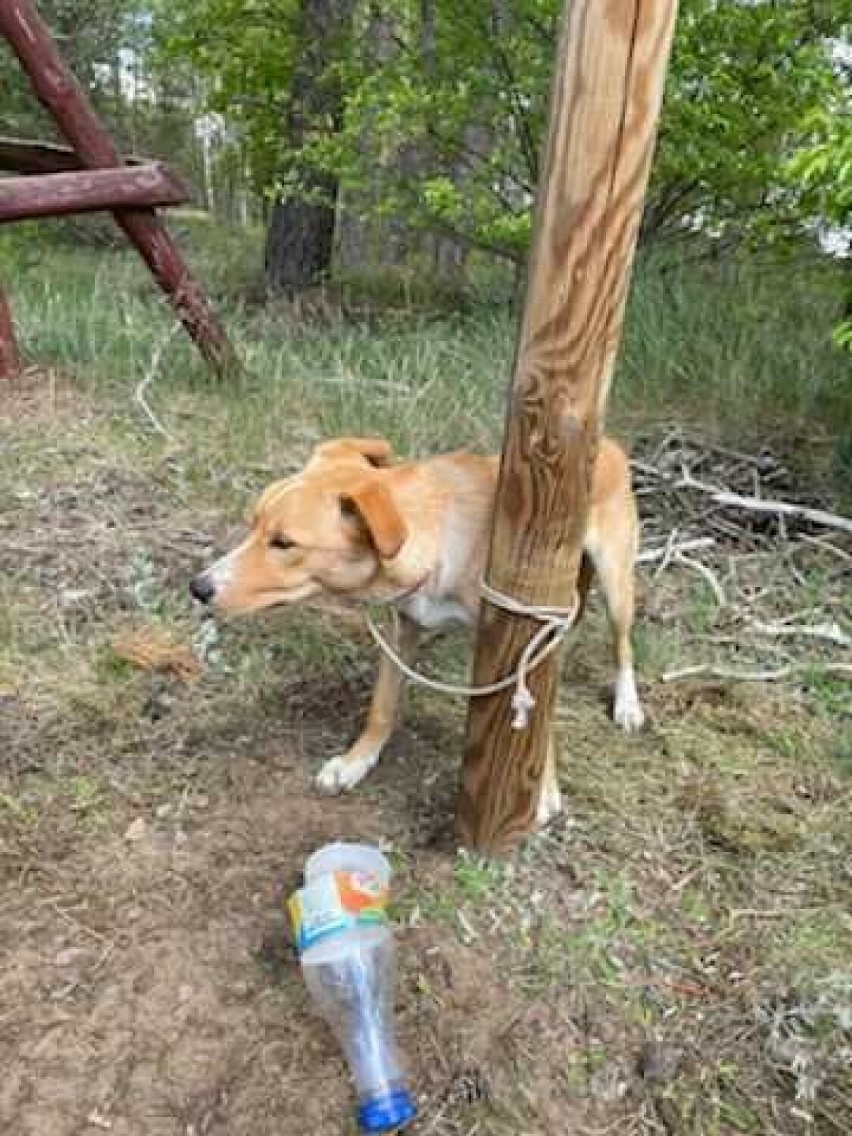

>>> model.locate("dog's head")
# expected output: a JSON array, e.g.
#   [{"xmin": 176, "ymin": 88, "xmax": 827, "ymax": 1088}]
[{"xmin": 189, "ymin": 437, "xmax": 413, "ymax": 615}]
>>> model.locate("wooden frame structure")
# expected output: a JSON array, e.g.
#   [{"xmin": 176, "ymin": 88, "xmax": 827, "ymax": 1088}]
[
  {"xmin": 458, "ymin": 0, "xmax": 679, "ymax": 854},
  {"xmin": 0, "ymin": 0, "xmax": 234, "ymax": 378}
]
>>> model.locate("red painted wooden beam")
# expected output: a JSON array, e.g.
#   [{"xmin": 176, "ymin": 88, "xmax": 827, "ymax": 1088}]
[
  {"xmin": 0, "ymin": 1, "xmax": 236, "ymax": 373},
  {"xmin": 0, "ymin": 135, "xmax": 144, "ymax": 175},
  {"xmin": 0, "ymin": 291, "xmax": 21, "ymax": 381},
  {"xmin": 0, "ymin": 164, "xmax": 189, "ymax": 223}
]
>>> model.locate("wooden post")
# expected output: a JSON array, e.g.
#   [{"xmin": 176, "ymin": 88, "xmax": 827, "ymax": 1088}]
[
  {"xmin": 0, "ymin": 290, "xmax": 21, "ymax": 380},
  {"xmin": 0, "ymin": 164, "xmax": 189, "ymax": 223},
  {"xmin": 457, "ymin": 0, "xmax": 678, "ymax": 855},
  {"xmin": 0, "ymin": 0, "xmax": 235, "ymax": 374}
]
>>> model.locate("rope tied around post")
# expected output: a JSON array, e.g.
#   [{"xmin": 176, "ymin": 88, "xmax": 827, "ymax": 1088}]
[{"xmin": 365, "ymin": 582, "xmax": 578, "ymax": 730}]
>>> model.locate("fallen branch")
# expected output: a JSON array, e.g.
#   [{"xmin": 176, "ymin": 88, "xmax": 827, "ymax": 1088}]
[
  {"xmin": 673, "ymin": 471, "xmax": 852, "ymax": 536},
  {"xmin": 637, "ymin": 537, "xmax": 716, "ymax": 565},
  {"xmin": 662, "ymin": 662, "xmax": 852, "ymax": 683},
  {"xmin": 751, "ymin": 620, "xmax": 852, "ymax": 649}
]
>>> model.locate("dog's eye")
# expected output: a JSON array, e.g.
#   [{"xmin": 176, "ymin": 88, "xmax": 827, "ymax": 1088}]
[{"xmin": 269, "ymin": 536, "xmax": 295, "ymax": 552}]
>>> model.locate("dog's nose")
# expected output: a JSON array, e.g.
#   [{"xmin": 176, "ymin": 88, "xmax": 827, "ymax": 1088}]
[{"xmin": 189, "ymin": 573, "xmax": 216, "ymax": 604}]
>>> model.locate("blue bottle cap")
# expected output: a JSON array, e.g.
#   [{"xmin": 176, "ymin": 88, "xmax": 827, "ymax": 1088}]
[{"xmin": 357, "ymin": 1087, "xmax": 417, "ymax": 1133}]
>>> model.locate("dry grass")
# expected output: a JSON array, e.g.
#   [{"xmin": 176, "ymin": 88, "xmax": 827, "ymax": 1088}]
[{"xmin": 111, "ymin": 625, "xmax": 204, "ymax": 683}]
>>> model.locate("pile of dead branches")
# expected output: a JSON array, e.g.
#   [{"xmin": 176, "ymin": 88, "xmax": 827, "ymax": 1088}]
[{"xmin": 632, "ymin": 433, "xmax": 851, "ymax": 685}]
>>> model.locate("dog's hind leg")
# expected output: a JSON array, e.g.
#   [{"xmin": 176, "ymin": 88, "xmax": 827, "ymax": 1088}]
[
  {"xmin": 536, "ymin": 733, "xmax": 563, "ymax": 827},
  {"xmin": 316, "ymin": 615, "xmax": 418, "ymax": 793},
  {"xmin": 586, "ymin": 498, "xmax": 645, "ymax": 733}
]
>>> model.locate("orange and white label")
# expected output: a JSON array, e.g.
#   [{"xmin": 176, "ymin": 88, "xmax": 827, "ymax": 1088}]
[{"xmin": 289, "ymin": 870, "xmax": 389, "ymax": 952}]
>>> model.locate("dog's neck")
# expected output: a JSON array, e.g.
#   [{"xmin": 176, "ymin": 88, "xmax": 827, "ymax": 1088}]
[{"xmin": 381, "ymin": 456, "xmax": 492, "ymax": 628}]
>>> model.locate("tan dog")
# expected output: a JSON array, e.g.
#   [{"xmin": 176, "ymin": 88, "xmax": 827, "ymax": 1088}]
[{"xmin": 190, "ymin": 436, "xmax": 643, "ymax": 825}]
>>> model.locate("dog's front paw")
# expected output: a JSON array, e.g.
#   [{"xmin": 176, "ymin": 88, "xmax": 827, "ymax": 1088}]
[
  {"xmin": 613, "ymin": 670, "xmax": 645, "ymax": 733},
  {"xmin": 315, "ymin": 753, "xmax": 379, "ymax": 795},
  {"xmin": 614, "ymin": 694, "xmax": 645, "ymax": 732},
  {"xmin": 536, "ymin": 781, "xmax": 563, "ymax": 828}
]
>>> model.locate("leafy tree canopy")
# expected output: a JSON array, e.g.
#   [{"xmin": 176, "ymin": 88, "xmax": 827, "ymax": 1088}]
[{"xmin": 155, "ymin": 0, "xmax": 851, "ymax": 263}]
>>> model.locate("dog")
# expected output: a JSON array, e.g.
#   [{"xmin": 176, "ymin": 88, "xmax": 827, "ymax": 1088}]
[{"xmin": 190, "ymin": 436, "xmax": 643, "ymax": 825}]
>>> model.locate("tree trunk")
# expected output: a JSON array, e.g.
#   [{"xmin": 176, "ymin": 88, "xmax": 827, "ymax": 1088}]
[
  {"xmin": 265, "ymin": 179, "xmax": 338, "ymax": 293},
  {"xmin": 335, "ymin": 5, "xmax": 421, "ymax": 276},
  {"xmin": 264, "ymin": 0, "xmax": 352, "ymax": 294},
  {"xmin": 335, "ymin": 4, "xmax": 395, "ymax": 275}
]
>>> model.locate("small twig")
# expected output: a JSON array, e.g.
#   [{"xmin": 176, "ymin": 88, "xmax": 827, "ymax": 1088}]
[
  {"xmin": 798, "ymin": 533, "xmax": 852, "ymax": 562},
  {"xmin": 729, "ymin": 906, "xmax": 827, "ymax": 921},
  {"xmin": 773, "ymin": 607, "xmax": 826, "ymax": 625},
  {"xmin": 707, "ymin": 514, "xmax": 763, "ymax": 545},
  {"xmin": 652, "ymin": 526, "xmax": 679, "ymax": 579},
  {"xmin": 662, "ymin": 662, "xmax": 852, "ymax": 683},
  {"xmin": 707, "ymin": 636, "xmax": 793, "ymax": 659},
  {"xmin": 790, "ymin": 563, "xmax": 808, "ymax": 588},
  {"xmin": 44, "ymin": 899, "xmax": 111, "ymax": 943},
  {"xmin": 134, "ymin": 321, "xmax": 180, "ymax": 441},
  {"xmin": 689, "ymin": 438, "xmax": 780, "ymax": 469},
  {"xmin": 630, "ymin": 457, "xmax": 665, "ymax": 480},
  {"xmin": 637, "ymin": 536, "xmax": 716, "ymax": 567},
  {"xmin": 650, "ymin": 428, "xmax": 683, "ymax": 465},
  {"xmin": 676, "ymin": 553, "xmax": 727, "ymax": 607}
]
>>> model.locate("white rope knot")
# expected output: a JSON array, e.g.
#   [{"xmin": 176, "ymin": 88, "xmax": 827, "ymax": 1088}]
[
  {"xmin": 364, "ymin": 581, "xmax": 577, "ymax": 731},
  {"xmin": 511, "ymin": 685, "xmax": 536, "ymax": 730},
  {"xmin": 481, "ymin": 583, "xmax": 577, "ymax": 729}
]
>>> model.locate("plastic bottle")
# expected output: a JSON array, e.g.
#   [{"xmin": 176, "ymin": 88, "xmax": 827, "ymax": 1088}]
[
  {"xmin": 304, "ymin": 842, "xmax": 392, "ymax": 887},
  {"xmin": 290, "ymin": 845, "xmax": 416, "ymax": 1133}
]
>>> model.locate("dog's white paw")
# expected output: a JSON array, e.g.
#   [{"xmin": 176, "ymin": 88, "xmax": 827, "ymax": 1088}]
[
  {"xmin": 536, "ymin": 780, "xmax": 563, "ymax": 828},
  {"xmin": 613, "ymin": 669, "xmax": 645, "ymax": 733},
  {"xmin": 614, "ymin": 692, "xmax": 645, "ymax": 732},
  {"xmin": 315, "ymin": 753, "xmax": 379, "ymax": 795}
]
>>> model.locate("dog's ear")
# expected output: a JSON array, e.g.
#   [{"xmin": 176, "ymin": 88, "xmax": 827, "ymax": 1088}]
[
  {"xmin": 314, "ymin": 437, "xmax": 393, "ymax": 467},
  {"xmin": 341, "ymin": 480, "xmax": 407, "ymax": 559}
]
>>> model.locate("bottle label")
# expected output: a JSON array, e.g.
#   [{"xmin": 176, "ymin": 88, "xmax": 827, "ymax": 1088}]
[{"xmin": 289, "ymin": 870, "xmax": 389, "ymax": 953}]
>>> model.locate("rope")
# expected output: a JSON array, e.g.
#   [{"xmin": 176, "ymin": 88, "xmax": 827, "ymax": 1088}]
[{"xmin": 365, "ymin": 581, "xmax": 577, "ymax": 730}]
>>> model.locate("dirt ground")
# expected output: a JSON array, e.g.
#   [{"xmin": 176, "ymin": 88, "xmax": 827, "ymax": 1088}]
[{"xmin": 2, "ymin": 373, "xmax": 850, "ymax": 1135}]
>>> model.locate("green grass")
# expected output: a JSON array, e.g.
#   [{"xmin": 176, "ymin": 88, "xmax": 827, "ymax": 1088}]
[
  {"xmin": 620, "ymin": 251, "xmax": 851, "ymax": 472},
  {"xmin": 7, "ymin": 221, "xmax": 850, "ymax": 500}
]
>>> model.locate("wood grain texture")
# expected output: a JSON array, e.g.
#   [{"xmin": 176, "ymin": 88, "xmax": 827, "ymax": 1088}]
[
  {"xmin": 458, "ymin": 0, "xmax": 678, "ymax": 855},
  {"xmin": 0, "ymin": 291, "xmax": 21, "ymax": 381},
  {"xmin": 0, "ymin": 164, "xmax": 189, "ymax": 223},
  {"xmin": 0, "ymin": 0, "xmax": 235, "ymax": 374}
]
